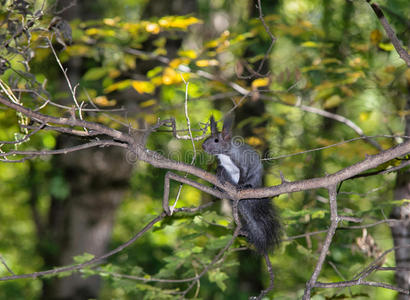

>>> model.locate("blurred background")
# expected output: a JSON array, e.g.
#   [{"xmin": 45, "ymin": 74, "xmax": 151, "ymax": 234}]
[{"xmin": 0, "ymin": 0, "xmax": 409, "ymax": 299}]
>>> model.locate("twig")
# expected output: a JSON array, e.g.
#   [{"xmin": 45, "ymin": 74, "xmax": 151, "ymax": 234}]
[
  {"xmin": 303, "ymin": 185, "xmax": 339, "ymax": 300},
  {"xmin": 169, "ymin": 77, "xmax": 197, "ymax": 214},
  {"xmin": 238, "ymin": 0, "xmax": 277, "ymax": 79},
  {"xmin": 47, "ymin": 37, "xmax": 83, "ymax": 120},
  {"xmin": 0, "ymin": 255, "xmax": 15, "ymax": 275},
  {"xmin": 0, "ymin": 140, "xmax": 127, "ymax": 159},
  {"xmin": 315, "ymin": 280, "xmax": 409, "ymax": 294},
  {"xmin": 0, "ymin": 213, "xmax": 166, "ymax": 281},
  {"xmin": 296, "ymin": 97, "xmax": 382, "ymax": 150},
  {"xmin": 98, "ymin": 227, "xmax": 241, "ymax": 284},
  {"xmin": 262, "ymin": 135, "xmax": 409, "ymax": 161},
  {"xmin": 0, "ymin": 96, "xmax": 134, "ymax": 144},
  {"xmin": 0, "ymin": 122, "xmax": 45, "ymax": 145},
  {"xmin": 162, "ymin": 171, "xmax": 226, "ymax": 215},
  {"xmin": 254, "ymin": 253, "xmax": 275, "ymax": 299}
]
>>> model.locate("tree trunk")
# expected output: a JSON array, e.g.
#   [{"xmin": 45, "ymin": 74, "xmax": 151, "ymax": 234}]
[
  {"xmin": 41, "ymin": 141, "xmax": 132, "ymax": 300},
  {"xmin": 38, "ymin": 1, "xmax": 134, "ymax": 298},
  {"xmin": 390, "ymin": 91, "xmax": 410, "ymax": 300}
]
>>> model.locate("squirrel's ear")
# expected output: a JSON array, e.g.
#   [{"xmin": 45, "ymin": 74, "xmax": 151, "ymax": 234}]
[
  {"xmin": 222, "ymin": 113, "xmax": 234, "ymax": 141},
  {"xmin": 210, "ymin": 115, "xmax": 218, "ymax": 134}
]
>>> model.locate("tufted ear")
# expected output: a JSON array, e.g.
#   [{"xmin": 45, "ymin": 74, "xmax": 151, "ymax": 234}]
[
  {"xmin": 222, "ymin": 113, "xmax": 234, "ymax": 141},
  {"xmin": 209, "ymin": 115, "xmax": 218, "ymax": 135}
]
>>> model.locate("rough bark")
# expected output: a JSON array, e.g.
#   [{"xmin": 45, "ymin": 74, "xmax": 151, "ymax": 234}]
[
  {"xmin": 39, "ymin": 1, "xmax": 133, "ymax": 298},
  {"xmin": 41, "ymin": 140, "xmax": 132, "ymax": 300}
]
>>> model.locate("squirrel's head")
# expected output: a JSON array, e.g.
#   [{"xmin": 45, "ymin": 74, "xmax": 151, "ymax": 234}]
[{"xmin": 202, "ymin": 114, "xmax": 233, "ymax": 155}]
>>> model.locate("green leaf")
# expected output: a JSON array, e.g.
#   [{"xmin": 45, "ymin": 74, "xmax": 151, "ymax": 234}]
[
  {"xmin": 83, "ymin": 67, "xmax": 108, "ymax": 81},
  {"xmin": 208, "ymin": 268, "xmax": 228, "ymax": 291},
  {"xmin": 73, "ymin": 252, "xmax": 95, "ymax": 264},
  {"xmin": 206, "ymin": 235, "xmax": 232, "ymax": 250},
  {"xmin": 296, "ymin": 244, "xmax": 312, "ymax": 257},
  {"xmin": 176, "ymin": 248, "xmax": 192, "ymax": 258}
]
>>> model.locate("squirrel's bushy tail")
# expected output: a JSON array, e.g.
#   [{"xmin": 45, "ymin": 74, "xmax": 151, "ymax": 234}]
[{"xmin": 238, "ymin": 198, "xmax": 282, "ymax": 254}]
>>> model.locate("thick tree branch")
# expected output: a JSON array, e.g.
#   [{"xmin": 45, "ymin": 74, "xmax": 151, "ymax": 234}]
[{"xmin": 0, "ymin": 96, "xmax": 134, "ymax": 144}]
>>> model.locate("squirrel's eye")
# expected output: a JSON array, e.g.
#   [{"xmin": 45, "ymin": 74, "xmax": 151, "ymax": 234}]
[{"xmin": 214, "ymin": 138, "xmax": 219, "ymax": 143}]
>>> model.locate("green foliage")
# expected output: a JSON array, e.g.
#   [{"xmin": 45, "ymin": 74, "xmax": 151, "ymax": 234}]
[{"xmin": 0, "ymin": 0, "xmax": 409, "ymax": 299}]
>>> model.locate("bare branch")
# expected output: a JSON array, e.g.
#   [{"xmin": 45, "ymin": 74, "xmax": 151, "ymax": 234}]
[
  {"xmin": 0, "ymin": 96, "xmax": 134, "ymax": 144},
  {"xmin": 262, "ymin": 135, "xmax": 407, "ymax": 161},
  {"xmin": 366, "ymin": 0, "xmax": 410, "ymax": 67},
  {"xmin": 47, "ymin": 37, "xmax": 83, "ymax": 118},
  {"xmin": 315, "ymin": 279, "xmax": 410, "ymax": 294},
  {"xmin": 0, "ymin": 122, "xmax": 45, "ymax": 144},
  {"xmin": 238, "ymin": 0, "xmax": 277, "ymax": 79},
  {"xmin": 96, "ymin": 227, "xmax": 241, "ymax": 284},
  {"xmin": 0, "ymin": 255, "xmax": 15, "ymax": 275},
  {"xmin": 0, "ymin": 213, "xmax": 166, "ymax": 281},
  {"xmin": 0, "ymin": 140, "xmax": 127, "ymax": 160},
  {"xmin": 162, "ymin": 171, "xmax": 227, "ymax": 215},
  {"xmin": 296, "ymin": 98, "xmax": 383, "ymax": 150},
  {"xmin": 303, "ymin": 185, "xmax": 339, "ymax": 300},
  {"xmin": 169, "ymin": 78, "xmax": 197, "ymax": 213}
]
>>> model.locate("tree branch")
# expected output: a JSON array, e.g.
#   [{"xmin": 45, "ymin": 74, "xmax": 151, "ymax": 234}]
[{"xmin": 366, "ymin": 0, "xmax": 410, "ymax": 66}]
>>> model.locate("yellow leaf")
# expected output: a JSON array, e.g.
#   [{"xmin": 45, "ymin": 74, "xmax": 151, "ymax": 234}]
[
  {"xmin": 344, "ymin": 71, "xmax": 364, "ymax": 84},
  {"xmin": 144, "ymin": 22, "xmax": 160, "ymax": 34},
  {"xmin": 205, "ymin": 40, "xmax": 218, "ymax": 48},
  {"xmin": 351, "ymin": 43, "xmax": 369, "ymax": 52},
  {"xmin": 178, "ymin": 49, "xmax": 197, "ymax": 59},
  {"xmin": 158, "ymin": 16, "xmax": 202, "ymax": 29},
  {"xmin": 370, "ymin": 29, "xmax": 382, "ymax": 45},
  {"xmin": 151, "ymin": 76, "xmax": 163, "ymax": 86},
  {"xmin": 162, "ymin": 67, "xmax": 181, "ymax": 85},
  {"xmin": 322, "ymin": 58, "xmax": 341, "ymax": 65},
  {"xmin": 405, "ymin": 68, "xmax": 410, "ymax": 85},
  {"xmin": 140, "ymin": 99, "xmax": 156, "ymax": 108},
  {"xmin": 104, "ymin": 80, "xmax": 131, "ymax": 93},
  {"xmin": 323, "ymin": 95, "xmax": 342, "ymax": 109},
  {"xmin": 247, "ymin": 136, "xmax": 262, "ymax": 147},
  {"xmin": 273, "ymin": 117, "xmax": 286, "ymax": 126},
  {"xmin": 378, "ymin": 42, "xmax": 394, "ymax": 51},
  {"xmin": 398, "ymin": 110, "xmax": 410, "ymax": 118},
  {"xmin": 314, "ymin": 81, "xmax": 335, "ymax": 91},
  {"xmin": 340, "ymin": 86, "xmax": 354, "ymax": 97},
  {"xmin": 195, "ymin": 59, "xmax": 219, "ymax": 67},
  {"xmin": 85, "ymin": 28, "xmax": 100, "ymax": 35},
  {"xmin": 103, "ymin": 18, "xmax": 118, "ymax": 26},
  {"xmin": 169, "ymin": 58, "xmax": 190, "ymax": 68},
  {"xmin": 300, "ymin": 20, "xmax": 313, "ymax": 28},
  {"xmin": 144, "ymin": 114, "xmax": 157, "ymax": 124},
  {"xmin": 251, "ymin": 78, "xmax": 270, "ymax": 89},
  {"xmin": 301, "ymin": 41, "xmax": 318, "ymax": 48},
  {"xmin": 94, "ymin": 96, "xmax": 117, "ymax": 107},
  {"xmin": 131, "ymin": 80, "xmax": 155, "ymax": 94},
  {"xmin": 122, "ymin": 22, "xmax": 140, "ymax": 33},
  {"xmin": 384, "ymin": 65, "xmax": 395, "ymax": 73},
  {"xmin": 280, "ymin": 94, "xmax": 297, "ymax": 105},
  {"xmin": 108, "ymin": 69, "xmax": 121, "ymax": 79},
  {"xmin": 359, "ymin": 112, "xmax": 369, "ymax": 121},
  {"xmin": 348, "ymin": 57, "xmax": 368, "ymax": 68}
]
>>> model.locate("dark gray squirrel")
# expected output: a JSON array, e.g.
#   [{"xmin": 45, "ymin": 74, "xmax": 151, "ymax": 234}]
[{"xmin": 202, "ymin": 114, "xmax": 281, "ymax": 254}]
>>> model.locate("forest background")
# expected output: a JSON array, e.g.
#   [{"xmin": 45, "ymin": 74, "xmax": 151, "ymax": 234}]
[{"xmin": 0, "ymin": 0, "xmax": 409, "ymax": 299}]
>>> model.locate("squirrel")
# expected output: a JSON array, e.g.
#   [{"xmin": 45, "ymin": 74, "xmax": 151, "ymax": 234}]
[{"xmin": 202, "ymin": 114, "xmax": 281, "ymax": 254}]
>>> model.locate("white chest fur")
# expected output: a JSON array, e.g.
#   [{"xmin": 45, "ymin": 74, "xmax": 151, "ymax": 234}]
[{"xmin": 217, "ymin": 154, "xmax": 240, "ymax": 184}]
